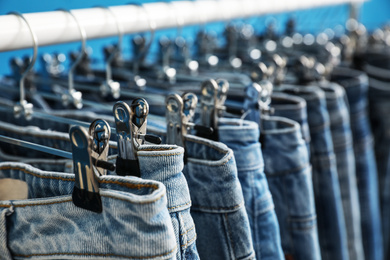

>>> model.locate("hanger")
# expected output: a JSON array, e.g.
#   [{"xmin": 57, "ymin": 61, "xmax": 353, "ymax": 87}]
[
  {"xmin": 113, "ymin": 99, "xmax": 161, "ymax": 177},
  {"xmin": 0, "ymin": 122, "xmax": 116, "ymax": 213},
  {"xmin": 196, "ymin": 79, "xmax": 229, "ymax": 141},
  {"xmin": 166, "ymin": 92, "xmax": 212, "ymax": 163},
  {"xmin": 7, "ymin": 12, "xmax": 36, "ymax": 120}
]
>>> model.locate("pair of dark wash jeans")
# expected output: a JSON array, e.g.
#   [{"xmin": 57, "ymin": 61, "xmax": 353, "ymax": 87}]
[
  {"xmin": 273, "ymin": 85, "xmax": 349, "ymax": 260},
  {"xmin": 332, "ymin": 66, "xmax": 383, "ymax": 260},
  {"xmin": 364, "ymin": 57, "xmax": 390, "ymax": 259},
  {"xmin": 260, "ymin": 115, "xmax": 321, "ymax": 260}
]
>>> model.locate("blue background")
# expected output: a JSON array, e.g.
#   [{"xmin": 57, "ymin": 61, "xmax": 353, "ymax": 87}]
[{"xmin": 0, "ymin": 0, "xmax": 388, "ymax": 75}]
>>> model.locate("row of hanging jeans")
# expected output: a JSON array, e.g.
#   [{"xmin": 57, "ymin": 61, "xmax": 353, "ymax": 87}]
[{"xmin": 0, "ymin": 12, "xmax": 390, "ymax": 260}]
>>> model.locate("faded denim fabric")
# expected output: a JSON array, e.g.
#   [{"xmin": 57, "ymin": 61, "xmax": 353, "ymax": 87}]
[
  {"xmin": 183, "ymin": 134, "xmax": 256, "ymax": 260},
  {"xmin": 260, "ymin": 115, "xmax": 321, "ymax": 260},
  {"xmin": 218, "ymin": 118, "xmax": 284, "ymax": 260},
  {"xmin": 0, "ymin": 162, "xmax": 177, "ymax": 260},
  {"xmin": 273, "ymin": 85, "xmax": 349, "ymax": 260},
  {"xmin": 364, "ymin": 57, "xmax": 390, "ymax": 259},
  {"xmin": 331, "ymin": 67, "xmax": 383, "ymax": 260},
  {"xmin": 0, "ymin": 115, "xmax": 200, "ymax": 260},
  {"xmin": 318, "ymin": 81, "xmax": 364, "ymax": 260}
]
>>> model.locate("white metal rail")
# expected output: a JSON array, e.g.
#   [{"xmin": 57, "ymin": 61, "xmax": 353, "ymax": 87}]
[{"xmin": 0, "ymin": 0, "xmax": 364, "ymax": 52}]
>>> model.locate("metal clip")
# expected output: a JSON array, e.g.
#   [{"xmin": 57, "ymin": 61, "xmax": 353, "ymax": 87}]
[
  {"xmin": 89, "ymin": 119, "xmax": 112, "ymax": 176},
  {"xmin": 244, "ymin": 80, "xmax": 274, "ymax": 125},
  {"xmin": 70, "ymin": 126, "xmax": 102, "ymax": 213},
  {"xmin": 166, "ymin": 93, "xmax": 212, "ymax": 162},
  {"xmin": 113, "ymin": 99, "xmax": 161, "ymax": 176},
  {"xmin": 198, "ymin": 79, "xmax": 229, "ymax": 140}
]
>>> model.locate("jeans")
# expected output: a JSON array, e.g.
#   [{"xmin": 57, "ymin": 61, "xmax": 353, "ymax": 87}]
[
  {"xmin": 183, "ymin": 134, "xmax": 256, "ymax": 260},
  {"xmin": 260, "ymin": 115, "xmax": 321, "ymax": 260},
  {"xmin": 273, "ymin": 85, "xmax": 349, "ymax": 260},
  {"xmin": 0, "ymin": 116, "xmax": 200, "ymax": 260},
  {"xmin": 318, "ymin": 81, "xmax": 364, "ymax": 260},
  {"xmin": 331, "ymin": 67, "xmax": 383, "ymax": 260},
  {"xmin": 0, "ymin": 162, "xmax": 177, "ymax": 260},
  {"xmin": 218, "ymin": 118, "xmax": 284, "ymax": 260},
  {"xmin": 271, "ymin": 92, "xmax": 311, "ymax": 154},
  {"xmin": 364, "ymin": 57, "xmax": 390, "ymax": 259}
]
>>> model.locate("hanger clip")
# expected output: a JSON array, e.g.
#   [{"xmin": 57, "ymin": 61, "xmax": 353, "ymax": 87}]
[
  {"xmin": 89, "ymin": 119, "xmax": 113, "ymax": 176},
  {"xmin": 244, "ymin": 80, "xmax": 274, "ymax": 124},
  {"xmin": 166, "ymin": 93, "xmax": 212, "ymax": 162},
  {"xmin": 113, "ymin": 99, "xmax": 161, "ymax": 177},
  {"xmin": 198, "ymin": 79, "xmax": 229, "ymax": 141},
  {"xmin": 70, "ymin": 126, "xmax": 102, "ymax": 213},
  {"xmin": 14, "ymin": 100, "xmax": 33, "ymax": 120}
]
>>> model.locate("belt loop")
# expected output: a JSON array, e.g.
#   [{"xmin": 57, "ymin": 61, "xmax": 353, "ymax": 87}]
[{"xmin": 0, "ymin": 206, "xmax": 15, "ymax": 260}]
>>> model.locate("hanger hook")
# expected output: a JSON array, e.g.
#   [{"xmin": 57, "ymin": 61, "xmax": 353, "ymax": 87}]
[
  {"xmin": 8, "ymin": 12, "xmax": 36, "ymax": 119},
  {"xmin": 59, "ymin": 9, "xmax": 87, "ymax": 94},
  {"xmin": 97, "ymin": 6, "xmax": 123, "ymax": 84},
  {"xmin": 128, "ymin": 2, "xmax": 156, "ymax": 73},
  {"xmin": 167, "ymin": 1, "xmax": 184, "ymax": 37},
  {"xmin": 9, "ymin": 12, "xmax": 37, "ymax": 106}
]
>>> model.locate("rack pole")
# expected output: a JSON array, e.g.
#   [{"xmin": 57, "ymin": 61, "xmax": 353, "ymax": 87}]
[{"xmin": 0, "ymin": 0, "xmax": 364, "ymax": 52}]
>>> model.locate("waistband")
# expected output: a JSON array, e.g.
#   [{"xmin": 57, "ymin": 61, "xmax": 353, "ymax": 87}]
[
  {"xmin": 271, "ymin": 92, "xmax": 311, "ymax": 144},
  {"xmin": 317, "ymin": 81, "xmax": 350, "ymax": 125},
  {"xmin": 364, "ymin": 56, "xmax": 390, "ymax": 81},
  {"xmin": 331, "ymin": 67, "xmax": 369, "ymax": 114},
  {"xmin": 183, "ymin": 134, "xmax": 245, "ymax": 212},
  {"xmin": 261, "ymin": 115, "xmax": 309, "ymax": 175},
  {"xmin": 0, "ymin": 162, "xmax": 177, "ymax": 259},
  {"xmin": 218, "ymin": 118, "xmax": 263, "ymax": 172},
  {"xmin": 137, "ymin": 145, "xmax": 191, "ymax": 213}
]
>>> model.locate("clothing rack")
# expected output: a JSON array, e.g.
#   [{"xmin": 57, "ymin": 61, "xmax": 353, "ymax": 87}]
[{"xmin": 0, "ymin": 0, "xmax": 364, "ymax": 52}]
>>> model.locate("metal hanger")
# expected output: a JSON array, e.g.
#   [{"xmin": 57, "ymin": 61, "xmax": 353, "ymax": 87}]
[
  {"xmin": 113, "ymin": 99, "xmax": 161, "ymax": 177},
  {"xmin": 8, "ymin": 12, "xmax": 36, "ymax": 120},
  {"xmin": 166, "ymin": 92, "xmax": 212, "ymax": 163},
  {"xmin": 97, "ymin": 6, "xmax": 122, "ymax": 99}
]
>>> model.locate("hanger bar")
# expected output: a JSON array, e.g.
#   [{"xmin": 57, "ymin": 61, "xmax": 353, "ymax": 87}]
[
  {"xmin": 0, "ymin": 0, "xmax": 365, "ymax": 52},
  {"xmin": 0, "ymin": 134, "xmax": 73, "ymax": 159}
]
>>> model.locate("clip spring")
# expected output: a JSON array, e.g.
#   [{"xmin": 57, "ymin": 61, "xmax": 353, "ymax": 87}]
[{"xmin": 113, "ymin": 99, "xmax": 161, "ymax": 176}]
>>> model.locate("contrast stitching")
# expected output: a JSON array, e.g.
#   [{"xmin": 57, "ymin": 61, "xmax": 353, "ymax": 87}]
[
  {"xmin": 0, "ymin": 166, "xmax": 74, "ymax": 182},
  {"xmin": 0, "ymin": 166, "xmax": 158, "ymax": 190},
  {"xmin": 185, "ymin": 138, "xmax": 228, "ymax": 154},
  {"xmin": 168, "ymin": 201, "xmax": 191, "ymax": 210},
  {"xmin": 192, "ymin": 202, "xmax": 243, "ymax": 211},
  {"xmin": 13, "ymin": 246, "xmax": 177, "ymax": 259},
  {"xmin": 140, "ymin": 148, "xmax": 175, "ymax": 151},
  {"xmin": 100, "ymin": 179, "xmax": 159, "ymax": 190},
  {"xmin": 180, "ymin": 225, "xmax": 195, "ymax": 236},
  {"xmin": 138, "ymin": 152, "xmax": 184, "ymax": 157},
  {"xmin": 102, "ymin": 193, "xmax": 165, "ymax": 205},
  {"xmin": 181, "ymin": 234, "xmax": 197, "ymax": 248}
]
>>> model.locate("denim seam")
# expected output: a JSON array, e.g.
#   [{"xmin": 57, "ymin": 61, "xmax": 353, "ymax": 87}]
[
  {"xmin": 256, "ymin": 204, "xmax": 275, "ymax": 216},
  {"xmin": 0, "ymin": 192, "xmax": 166, "ymax": 208},
  {"xmin": 138, "ymin": 152, "xmax": 184, "ymax": 157},
  {"xmin": 168, "ymin": 201, "xmax": 191, "ymax": 210},
  {"xmin": 181, "ymin": 234, "xmax": 197, "ymax": 248},
  {"xmin": 0, "ymin": 166, "xmax": 160, "ymax": 190},
  {"xmin": 192, "ymin": 201, "xmax": 244, "ymax": 211},
  {"xmin": 186, "ymin": 138, "xmax": 229, "ymax": 155},
  {"xmin": 0, "ymin": 125, "xmax": 69, "ymax": 141},
  {"xmin": 180, "ymin": 225, "xmax": 195, "ymax": 236},
  {"xmin": 12, "ymin": 246, "xmax": 177, "ymax": 259},
  {"xmin": 237, "ymin": 165, "xmax": 262, "ymax": 172},
  {"xmin": 187, "ymin": 152, "xmax": 233, "ymax": 167},
  {"xmin": 264, "ymin": 163, "xmax": 311, "ymax": 176},
  {"xmin": 224, "ymin": 212, "xmax": 236, "ymax": 258}
]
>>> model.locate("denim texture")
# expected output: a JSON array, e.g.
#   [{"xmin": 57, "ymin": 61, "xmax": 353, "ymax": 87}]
[
  {"xmin": 273, "ymin": 85, "xmax": 349, "ymax": 260},
  {"xmin": 331, "ymin": 67, "xmax": 383, "ymax": 260},
  {"xmin": 137, "ymin": 145, "xmax": 200, "ymax": 260},
  {"xmin": 364, "ymin": 57, "xmax": 390, "ymax": 259},
  {"xmin": 0, "ymin": 115, "xmax": 200, "ymax": 260},
  {"xmin": 183, "ymin": 134, "xmax": 256, "ymax": 260},
  {"xmin": 318, "ymin": 81, "xmax": 364, "ymax": 260},
  {"xmin": 0, "ymin": 162, "xmax": 177, "ymax": 260},
  {"xmin": 218, "ymin": 118, "xmax": 284, "ymax": 260},
  {"xmin": 260, "ymin": 115, "xmax": 321, "ymax": 260}
]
